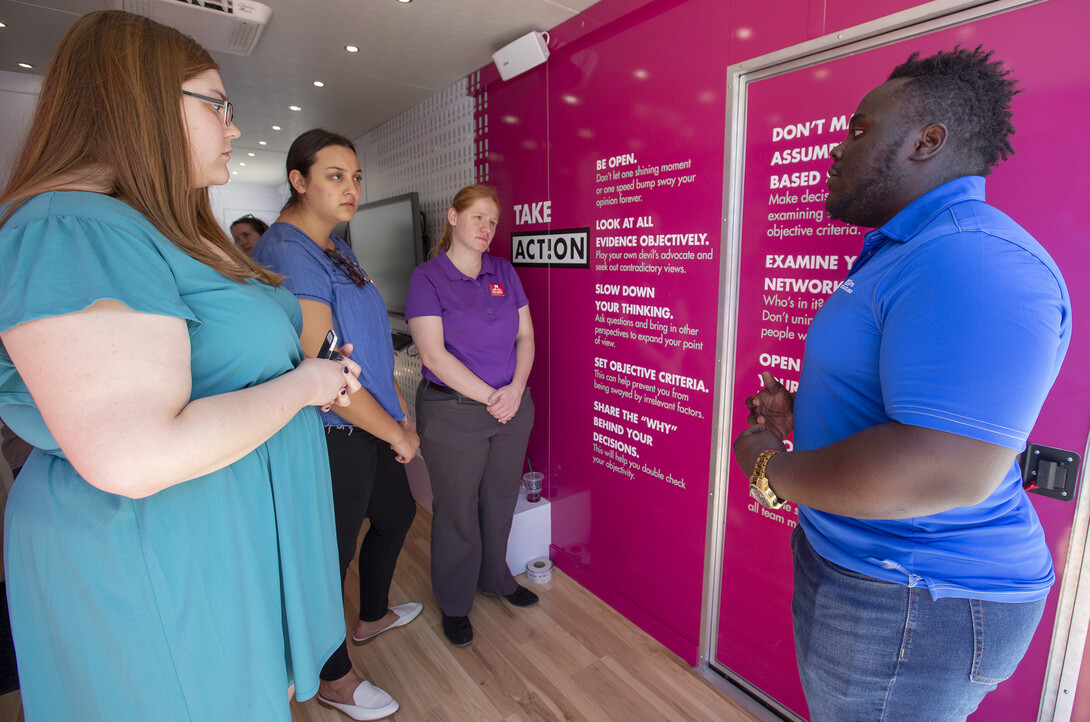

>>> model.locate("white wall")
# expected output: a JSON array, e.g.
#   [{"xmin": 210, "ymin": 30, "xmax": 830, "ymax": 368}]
[
  {"xmin": 0, "ymin": 71, "xmax": 43, "ymax": 187},
  {"xmin": 1, "ymin": 70, "xmax": 285, "ymax": 240},
  {"xmin": 354, "ymin": 77, "xmax": 477, "ymax": 250},
  {"xmin": 208, "ymin": 180, "xmax": 288, "ymax": 237}
]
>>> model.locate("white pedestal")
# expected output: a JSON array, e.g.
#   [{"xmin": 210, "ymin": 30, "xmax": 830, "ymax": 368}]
[{"xmin": 506, "ymin": 491, "xmax": 551, "ymax": 577}]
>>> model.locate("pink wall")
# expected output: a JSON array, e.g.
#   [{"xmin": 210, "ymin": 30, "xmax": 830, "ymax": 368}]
[
  {"xmin": 474, "ymin": 0, "xmax": 1090, "ymax": 717},
  {"xmin": 484, "ymin": 0, "xmax": 736, "ymax": 659}
]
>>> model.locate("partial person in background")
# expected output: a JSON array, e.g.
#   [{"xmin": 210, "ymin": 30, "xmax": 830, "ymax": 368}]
[
  {"xmin": 254, "ymin": 128, "xmax": 420, "ymax": 722},
  {"xmin": 231, "ymin": 213, "xmax": 268, "ymax": 254},
  {"xmin": 406, "ymin": 184, "xmax": 536, "ymax": 647},
  {"xmin": 733, "ymin": 47, "xmax": 1070, "ymax": 721},
  {"xmin": 0, "ymin": 424, "xmax": 31, "ymax": 480},
  {"xmin": 0, "ymin": 11, "xmax": 362, "ymax": 721},
  {"xmin": 0, "ymin": 422, "xmax": 25, "ymax": 696}
]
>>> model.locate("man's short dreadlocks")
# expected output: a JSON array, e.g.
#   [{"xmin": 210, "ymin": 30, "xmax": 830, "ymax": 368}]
[{"xmin": 888, "ymin": 45, "xmax": 1019, "ymax": 176}]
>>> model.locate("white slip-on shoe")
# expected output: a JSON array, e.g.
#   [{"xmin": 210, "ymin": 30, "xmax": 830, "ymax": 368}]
[
  {"xmin": 352, "ymin": 602, "xmax": 423, "ymax": 643},
  {"xmin": 317, "ymin": 680, "xmax": 399, "ymax": 721}
]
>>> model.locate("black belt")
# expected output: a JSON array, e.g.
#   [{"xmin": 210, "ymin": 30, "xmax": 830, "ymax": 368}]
[
  {"xmin": 421, "ymin": 378, "xmax": 483, "ymax": 404},
  {"xmin": 422, "ymin": 378, "xmax": 458, "ymax": 397}
]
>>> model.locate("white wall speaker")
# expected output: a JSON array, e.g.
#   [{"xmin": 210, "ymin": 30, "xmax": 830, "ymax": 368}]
[{"xmin": 492, "ymin": 31, "xmax": 550, "ymax": 81}]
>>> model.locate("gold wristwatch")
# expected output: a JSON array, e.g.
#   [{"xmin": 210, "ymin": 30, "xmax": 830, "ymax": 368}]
[{"xmin": 749, "ymin": 449, "xmax": 786, "ymax": 509}]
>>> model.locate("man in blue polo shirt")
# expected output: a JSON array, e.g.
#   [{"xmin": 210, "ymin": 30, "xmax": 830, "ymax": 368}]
[{"xmin": 733, "ymin": 47, "xmax": 1071, "ymax": 720}]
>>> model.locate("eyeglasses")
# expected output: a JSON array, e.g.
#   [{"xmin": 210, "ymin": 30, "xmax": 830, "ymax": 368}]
[
  {"xmin": 325, "ymin": 248, "xmax": 372, "ymax": 287},
  {"xmin": 182, "ymin": 90, "xmax": 234, "ymax": 127}
]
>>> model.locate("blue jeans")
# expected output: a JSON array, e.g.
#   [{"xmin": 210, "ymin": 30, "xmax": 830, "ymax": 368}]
[{"xmin": 791, "ymin": 527, "xmax": 1045, "ymax": 721}]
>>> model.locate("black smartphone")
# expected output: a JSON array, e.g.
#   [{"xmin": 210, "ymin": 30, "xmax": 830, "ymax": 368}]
[{"xmin": 317, "ymin": 329, "xmax": 337, "ymax": 360}]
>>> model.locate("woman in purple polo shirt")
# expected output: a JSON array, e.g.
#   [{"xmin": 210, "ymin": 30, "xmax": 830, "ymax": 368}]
[{"xmin": 405, "ymin": 184, "xmax": 536, "ymax": 647}]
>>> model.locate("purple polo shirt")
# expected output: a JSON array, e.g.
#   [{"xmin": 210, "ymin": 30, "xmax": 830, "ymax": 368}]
[{"xmin": 405, "ymin": 251, "xmax": 528, "ymax": 389}]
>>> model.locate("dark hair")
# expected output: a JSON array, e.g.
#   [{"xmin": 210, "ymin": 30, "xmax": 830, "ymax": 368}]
[
  {"xmin": 230, "ymin": 214, "xmax": 269, "ymax": 235},
  {"xmin": 888, "ymin": 45, "xmax": 1019, "ymax": 176},
  {"xmin": 282, "ymin": 128, "xmax": 356, "ymax": 211},
  {"xmin": 434, "ymin": 184, "xmax": 500, "ymax": 256}
]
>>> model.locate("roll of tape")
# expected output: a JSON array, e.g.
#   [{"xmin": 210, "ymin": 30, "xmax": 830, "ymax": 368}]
[{"xmin": 525, "ymin": 557, "xmax": 553, "ymax": 583}]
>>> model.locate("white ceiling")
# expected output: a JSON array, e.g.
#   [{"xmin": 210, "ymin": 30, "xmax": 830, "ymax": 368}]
[{"xmin": 0, "ymin": 0, "xmax": 601, "ymax": 184}]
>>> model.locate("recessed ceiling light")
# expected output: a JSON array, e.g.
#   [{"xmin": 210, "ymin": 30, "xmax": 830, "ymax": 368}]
[
  {"xmin": 239, "ymin": 162, "xmax": 246, "ymax": 167},
  {"xmin": 313, "ymin": 81, "xmax": 324, "ymax": 88},
  {"xmin": 289, "ymin": 105, "xmax": 301, "ymax": 112},
  {"xmin": 345, "ymin": 45, "xmax": 359, "ymax": 53},
  {"xmin": 247, "ymin": 152, "xmax": 255, "ymax": 157},
  {"xmin": 397, "ymin": 0, "xmax": 412, "ymax": 4},
  {"xmin": 232, "ymin": 171, "xmax": 238, "ymax": 175},
  {"xmin": 271, "ymin": 125, "xmax": 281, "ymax": 130},
  {"xmin": 258, "ymin": 140, "xmax": 267, "ymax": 145},
  {"xmin": 0, "ymin": 22, "xmax": 7, "ymax": 28},
  {"xmin": 18, "ymin": 62, "xmax": 33, "ymax": 69}
]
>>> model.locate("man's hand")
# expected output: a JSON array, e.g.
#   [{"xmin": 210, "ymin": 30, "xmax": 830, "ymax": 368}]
[
  {"xmin": 733, "ymin": 424, "xmax": 787, "ymax": 477},
  {"xmin": 746, "ymin": 370, "xmax": 794, "ymax": 441}
]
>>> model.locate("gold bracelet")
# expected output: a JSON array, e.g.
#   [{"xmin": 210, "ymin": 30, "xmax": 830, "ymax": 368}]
[
  {"xmin": 751, "ymin": 449, "xmax": 780, "ymax": 481},
  {"xmin": 749, "ymin": 449, "xmax": 786, "ymax": 509}
]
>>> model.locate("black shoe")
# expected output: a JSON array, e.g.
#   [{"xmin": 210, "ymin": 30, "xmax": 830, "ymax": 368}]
[
  {"xmin": 503, "ymin": 585, "xmax": 539, "ymax": 608},
  {"xmin": 441, "ymin": 613, "xmax": 473, "ymax": 646}
]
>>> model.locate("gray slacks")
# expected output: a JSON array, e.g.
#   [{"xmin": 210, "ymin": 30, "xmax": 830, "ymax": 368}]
[{"xmin": 417, "ymin": 383, "xmax": 534, "ymax": 616}]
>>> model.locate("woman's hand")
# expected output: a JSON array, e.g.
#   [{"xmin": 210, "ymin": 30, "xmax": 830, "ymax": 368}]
[
  {"xmin": 487, "ymin": 383, "xmax": 524, "ymax": 424},
  {"xmin": 303, "ymin": 342, "xmax": 361, "ymax": 411},
  {"xmin": 391, "ymin": 419, "xmax": 420, "ymax": 463}
]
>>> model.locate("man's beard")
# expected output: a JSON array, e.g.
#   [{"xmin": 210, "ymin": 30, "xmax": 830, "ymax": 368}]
[{"xmin": 825, "ymin": 140, "xmax": 901, "ymax": 228}]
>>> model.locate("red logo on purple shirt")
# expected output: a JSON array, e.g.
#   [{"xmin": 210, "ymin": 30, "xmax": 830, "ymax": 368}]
[{"xmin": 490, "ymin": 284, "xmax": 505, "ymax": 296}]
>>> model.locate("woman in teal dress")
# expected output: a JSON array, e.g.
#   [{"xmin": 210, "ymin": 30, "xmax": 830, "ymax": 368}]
[{"xmin": 0, "ymin": 11, "xmax": 368, "ymax": 720}]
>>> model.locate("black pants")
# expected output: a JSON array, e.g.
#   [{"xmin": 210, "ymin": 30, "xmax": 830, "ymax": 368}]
[
  {"xmin": 320, "ymin": 428, "xmax": 416, "ymax": 682},
  {"xmin": 0, "ymin": 466, "xmax": 18, "ymax": 695}
]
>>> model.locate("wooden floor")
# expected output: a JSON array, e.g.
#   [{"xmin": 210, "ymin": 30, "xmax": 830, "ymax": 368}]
[{"xmin": 0, "ymin": 505, "xmax": 760, "ymax": 721}]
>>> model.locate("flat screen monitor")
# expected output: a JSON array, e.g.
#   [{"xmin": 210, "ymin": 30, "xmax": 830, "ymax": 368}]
[{"xmin": 342, "ymin": 192, "xmax": 425, "ymax": 318}]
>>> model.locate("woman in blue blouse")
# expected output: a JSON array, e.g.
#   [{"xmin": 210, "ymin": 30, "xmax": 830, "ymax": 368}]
[{"xmin": 254, "ymin": 129, "xmax": 421, "ymax": 721}]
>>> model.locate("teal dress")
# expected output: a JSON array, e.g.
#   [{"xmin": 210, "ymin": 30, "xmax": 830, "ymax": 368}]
[{"xmin": 0, "ymin": 193, "xmax": 343, "ymax": 720}]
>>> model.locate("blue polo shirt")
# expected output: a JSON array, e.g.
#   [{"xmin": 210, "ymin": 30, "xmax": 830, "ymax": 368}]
[
  {"xmin": 405, "ymin": 251, "xmax": 528, "ymax": 389},
  {"xmin": 254, "ymin": 222, "xmax": 403, "ymax": 426},
  {"xmin": 795, "ymin": 176, "xmax": 1071, "ymax": 602}
]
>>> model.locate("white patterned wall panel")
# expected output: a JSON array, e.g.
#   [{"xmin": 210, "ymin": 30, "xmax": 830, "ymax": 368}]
[
  {"xmin": 355, "ymin": 74, "xmax": 480, "ymax": 411},
  {"xmin": 393, "ymin": 345, "xmax": 423, "ymax": 426},
  {"xmin": 357, "ymin": 76, "xmax": 478, "ymax": 254}
]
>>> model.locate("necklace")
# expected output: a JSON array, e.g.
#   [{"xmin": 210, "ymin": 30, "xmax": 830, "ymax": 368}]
[{"xmin": 324, "ymin": 247, "xmax": 371, "ymax": 287}]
